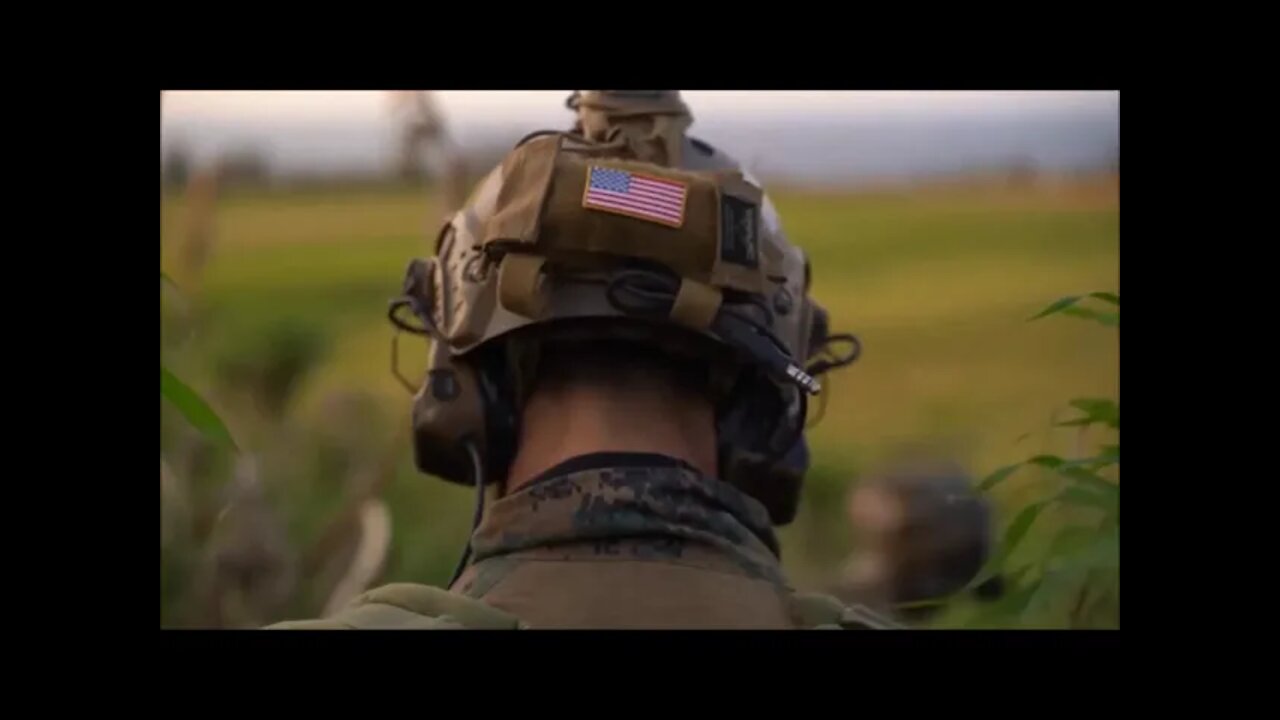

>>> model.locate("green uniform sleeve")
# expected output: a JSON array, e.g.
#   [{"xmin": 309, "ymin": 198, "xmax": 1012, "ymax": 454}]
[{"xmin": 265, "ymin": 583, "xmax": 524, "ymax": 629}]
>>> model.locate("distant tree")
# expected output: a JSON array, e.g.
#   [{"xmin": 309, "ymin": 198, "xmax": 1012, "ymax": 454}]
[
  {"xmin": 219, "ymin": 148, "xmax": 271, "ymax": 187},
  {"xmin": 390, "ymin": 91, "xmax": 448, "ymax": 183},
  {"xmin": 1008, "ymin": 155, "xmax": 1037, "ymax": 187},
  {"xmin": 163, "ymin": 145, "xmax": 192, "ymax": 188}
]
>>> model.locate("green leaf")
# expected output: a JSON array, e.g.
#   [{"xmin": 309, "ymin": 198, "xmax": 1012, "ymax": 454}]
[
  {"xmin": 969, "ymin": 565, "xmax": 1033, "ymax": 627},
  {"xmin": 1067, "ymin": 398, "xmax": 1119, "ymax": 429},
  {"xmin": 1027, "ymin": 454, "xmax": 1066, "ymax": 470},
  {"xmin": 979, "ymin": 463, "xmax": 1021, "ymax": 491},
  {"xmin": 1054, "ymin": 526, "xmax": 1119, "ymax": 577},
  {"xmin": 1057, "ymin": 485, "xmax": 1115, "ymax": 513},
  {"xmin": 1029, "ymin": 295, "xmax": 1082, "ymax": 321},
  {"xmin": 1089, "ymin": 292, "xmax": 1120, "ymax": 306},
  {"xmin": 1057, "ymin": 457, "xmax": 1099, "ymax": 470},
  {"xmin": 1003, "ymin": 500, "xmax": 1049, "ymax": 560},
  {"xmin": 1048, "ymin": 526, "xmax": 1097, "ymax": 560},
  {"xmin": 1003, "ymin": 574, "xmax": 1045, "ymax": 619},
  {"xmin": 1027, "ymin": 565, "xmax": 1088, "ymax": 624},
  {"xmin": 1084, "ymin": 529, "xmax": 1120, "ymax": 570},
  {"xmin": 1004, "ymin": 454, "xmax": 1100, "ymax": 475},
  {"xmin": 1093, "ymin": 445, "xmax": 1119, "ymax": 468},
  {"xmin": 1058, "ymin": 467, "xmax": 1118, "ymax": 517},
  {"xmin": 1060, "ymin": 466, "xmax": 1118, "ymax": 494},
  {"xmin": 161, "ymin": 366, "xmax": 237, "ymax": 450},
  {"xmin": 1061, "ymin": 306, "xmax": 1120, "ymax": 327}
]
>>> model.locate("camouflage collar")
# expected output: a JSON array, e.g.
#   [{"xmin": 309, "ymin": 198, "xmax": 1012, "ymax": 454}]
[{"xmin": 470, "ymin": 456, "xmax": 786, "ymax": 584}]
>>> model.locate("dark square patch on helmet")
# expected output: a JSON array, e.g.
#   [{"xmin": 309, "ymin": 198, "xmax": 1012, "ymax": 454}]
[{"xmin": 720, "ymin": 195, "xmax": 759, "ymax": 269}]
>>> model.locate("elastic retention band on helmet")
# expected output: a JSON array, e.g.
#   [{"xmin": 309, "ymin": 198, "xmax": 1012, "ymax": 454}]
[
  {"xmin": 387, "ymin": 258, "xmax": 445, "ymax": 340},
  {"xmin": 806, "ymin": 371, "xmax": 831, "ymax": 429},
  {"xmin": 497, "ymin": 254, "xmax": 548, "ymax": 319},
  {"xmin": 605, "ymin": 267, "xmax": 820, "ymax": 396},
  {"xmin": 388, "ymin": 298, "xmax": 442, "ymax": 340},
  {"xmin": 768, "ymin": 390, "xmax": 808, "ymax": 467},
  {"xmin": 670, "ymin": 279, "xmax": 722, "ymax": 331}
]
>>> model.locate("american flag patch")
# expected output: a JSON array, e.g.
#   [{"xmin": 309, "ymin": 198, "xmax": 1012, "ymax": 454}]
[{"xmin": 582, "ymin": 166, "xmax": 688, "ymax": 227}]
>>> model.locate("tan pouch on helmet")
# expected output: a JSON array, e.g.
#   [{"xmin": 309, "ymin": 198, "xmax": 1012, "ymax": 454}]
[{"xmin": 481, "ymin": 135, "xmax": 773, "ymax": 302}]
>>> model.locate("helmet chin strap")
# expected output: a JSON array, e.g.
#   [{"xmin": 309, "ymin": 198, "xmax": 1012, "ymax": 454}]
[{"xmin": 447, "ymin": 441, "xmax": 488, "ymax": 588}]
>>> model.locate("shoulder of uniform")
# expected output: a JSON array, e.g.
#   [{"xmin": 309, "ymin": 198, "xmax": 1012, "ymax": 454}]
[
  {"xmin": 787, "ymin": 591, "xmax": 908, "ymax": 630},
  {"xmin": 264, "ymin": 582, "xmax": 526, "ymax": 630}
]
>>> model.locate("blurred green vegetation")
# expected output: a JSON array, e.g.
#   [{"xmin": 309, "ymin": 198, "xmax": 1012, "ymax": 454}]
[{"xmin": 160, "ymin": 175, "xmax": 1118, "ymax": 628}]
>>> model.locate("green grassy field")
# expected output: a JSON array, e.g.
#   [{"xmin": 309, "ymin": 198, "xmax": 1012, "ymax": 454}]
[{"xmin": 160, "ymin": 176, "xmax": 1118, "ymax": 626}]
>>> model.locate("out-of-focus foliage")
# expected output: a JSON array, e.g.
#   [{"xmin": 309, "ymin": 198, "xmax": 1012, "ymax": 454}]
[{"xmin": 930, "ymin": 293, "xmax": 1118, "ymax": 628}]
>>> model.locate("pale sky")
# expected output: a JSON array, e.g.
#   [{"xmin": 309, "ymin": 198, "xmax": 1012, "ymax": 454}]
[
  {"xmin": 160, "ymin": 91, "xmax": 1119, "ymax": 182},
  {"xmin": 162, "ymin": 90, "xmax": 1116, "ymax": 125}
]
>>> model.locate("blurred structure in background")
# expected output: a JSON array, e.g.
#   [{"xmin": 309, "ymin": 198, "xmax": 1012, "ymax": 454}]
[
  {"xmin": 301, "ymin": 392, "xmax": 404, "ymax": 616},
  {"xmin": 187, "ymin": 456, "xmax": 296, "ymax": 628},
  {"xmin": 179, "ymin": 165, "xmax": 220, "ymax": 293},
  {"xmin": 388, "ymin": 90, "xmax": 469, "ymax": 216}
]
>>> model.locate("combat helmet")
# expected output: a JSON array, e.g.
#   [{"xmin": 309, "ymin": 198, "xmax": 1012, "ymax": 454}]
[{"xmin": 388, "ymin": 91, "xmax": 861, "ymax": 572}]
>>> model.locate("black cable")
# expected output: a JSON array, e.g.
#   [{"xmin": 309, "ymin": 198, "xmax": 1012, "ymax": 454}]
[
  {"xmin": 604, "ymin": 268, "xmax": 820, "ymax": 395},
  {"xmin": 605, "ymin": 269, "xmax": 775, "ymax": 334},
  {"xmin": 387, "ymin": 297, "xmax": 443, "ymax": 341},
  {"xmin": 447, "ymin": 441, "xmax": 487, "ymax": 589},
  {"xmin": 765, "ymin": 390, "xmax": 807, "ymax": 467},
  {"xmin": 604, "ymin": 268, "xmax": 678, "ymax": 316},
  {"xmin": 602, "ymin": 267, "xmax": 823, "ymax": 466},
  {"xmin": 807, "ymin": 333, "xmax": 861, "ymax": 377}
]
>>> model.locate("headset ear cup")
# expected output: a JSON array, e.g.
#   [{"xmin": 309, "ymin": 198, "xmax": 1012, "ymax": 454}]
[
  {"xmin": 723, "ymin": 439, "xmax": 807, "ymax": 526},
  {"xmin": 411, "ymin": 345, "xmax": 487, "ymax": 484},
  {"xmin": 717, "ymin": 374, "xmax": 809, "ymax": 526}
]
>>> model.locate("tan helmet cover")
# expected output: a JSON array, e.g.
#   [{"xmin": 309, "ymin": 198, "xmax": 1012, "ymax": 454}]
[
  {"xmin": 431, "ymin": 133, "xmax": 815, "ymax": 368},
  {"xmin": 570, "ymin": 90, "xmax": 693, "ymax": 166}
]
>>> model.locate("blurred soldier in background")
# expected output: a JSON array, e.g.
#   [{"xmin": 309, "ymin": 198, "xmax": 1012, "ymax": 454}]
[{"xmin": 838, "ymin": 458, "xmax": 1003, "ymax": 623}]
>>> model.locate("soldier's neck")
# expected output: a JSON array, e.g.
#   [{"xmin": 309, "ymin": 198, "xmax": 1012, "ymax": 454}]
[{"xmin": 505, "ymin": 382, "xmax": 719, "ymax": 493}]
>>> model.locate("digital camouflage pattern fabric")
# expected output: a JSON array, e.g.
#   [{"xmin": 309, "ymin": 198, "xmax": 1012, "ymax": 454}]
[{"xmin": 269, "ymin": 454, "xmax": 902, "ymax": 629}]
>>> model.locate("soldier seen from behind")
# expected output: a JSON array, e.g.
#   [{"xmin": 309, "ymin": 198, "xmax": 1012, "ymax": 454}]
[{"xmin": 269, "ymin": 91, "xmax": 897, "ymax": 629}]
